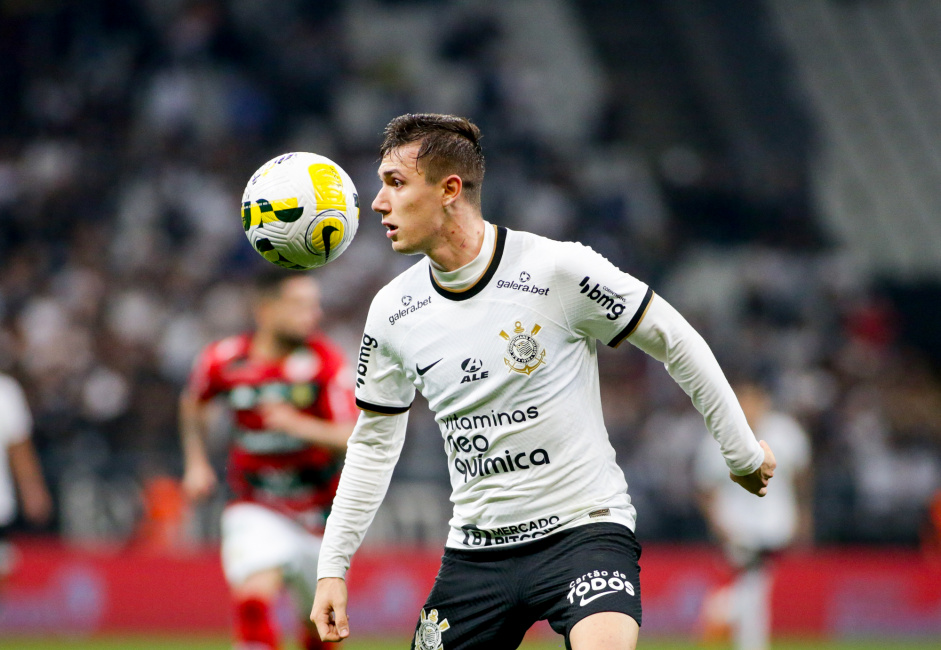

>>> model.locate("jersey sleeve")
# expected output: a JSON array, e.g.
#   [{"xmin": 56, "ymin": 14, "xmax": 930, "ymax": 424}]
[
  {"xmin": 0, "ymin": 376, "xmax": 32, "ymax": 445},
  {"xmin": 185, "ymin": 344, "xmax": 222, "ymax": 403},
  {"xmin": 353, "ymin": 293, "xmax": 415, "ymax": 415},
  {"xmin": 554, "ymin": 241, "xmax": 653, "ymax": 347}
]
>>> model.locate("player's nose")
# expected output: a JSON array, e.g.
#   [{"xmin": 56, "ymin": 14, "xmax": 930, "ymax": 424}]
[{"xmin": 372, "ymin": 188, "xmax": 389, "ymax": 215}]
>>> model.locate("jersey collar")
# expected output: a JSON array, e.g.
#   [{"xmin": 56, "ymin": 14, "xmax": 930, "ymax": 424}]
[{"xmin": 428, "ymin": 225, "xmax": 507, "ymax": 301}]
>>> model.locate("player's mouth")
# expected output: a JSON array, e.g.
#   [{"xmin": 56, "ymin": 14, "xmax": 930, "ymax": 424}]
[{"xmin": 382, "ymin": 220, "xmax": 398, "ymax": 238}]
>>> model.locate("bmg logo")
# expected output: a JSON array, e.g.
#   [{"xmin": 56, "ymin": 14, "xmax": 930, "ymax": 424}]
[{"xmin": 579, "ymin": 276, "xmax": 626, "ymax": 320}]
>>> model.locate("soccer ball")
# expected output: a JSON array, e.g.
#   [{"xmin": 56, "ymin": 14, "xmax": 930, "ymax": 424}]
[{"xmin": 241, "ymin": 152, "xmax": 359, "ymax": 269}]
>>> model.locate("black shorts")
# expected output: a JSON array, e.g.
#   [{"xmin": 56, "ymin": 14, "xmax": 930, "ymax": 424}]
[
  {"xmin": 0, "ymin": 524, "xmax": 14, "ymax": 577},
  {"xmin": 410, "ymin": 522, "xmax": 642, "ymax": 650}
]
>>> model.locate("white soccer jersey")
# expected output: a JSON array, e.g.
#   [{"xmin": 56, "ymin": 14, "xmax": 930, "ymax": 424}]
[
  {"xmin": 355, "ymin": 225, "xmax": 654, "ymax": 548},
  {"xmin": 0, "ymin": 374, "xmax": 33, "ymax": 526},
  {"xmin": 695, "ymin": 411, "xmax": 811, "ymax": 551}
]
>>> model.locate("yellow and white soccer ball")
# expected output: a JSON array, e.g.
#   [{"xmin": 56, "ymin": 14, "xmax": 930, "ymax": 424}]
[{"xmin": 241, "ymin": 152, "xmax": 359, "ymax": 269}]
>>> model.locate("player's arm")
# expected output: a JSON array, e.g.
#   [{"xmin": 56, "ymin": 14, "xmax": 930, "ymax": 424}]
[
  {"xmin": 628, "ymin": 295, "xmax": 776, "ymax": 496},
  {"xmin": 792, "ymin": 427, "xmax": 814, "ymax": 545},
  {"xmin": 261, "ymin": 349, "xmax": 358, "ymax": 451},
  {"xmin": 179, "ymin": 389, "xmax": 218, "ymax": 501},
  {"xmin": 794, "ymin": 464, "xmax": 814, "ymax": 544},
  {"xmin": 8, "ymin": 437, "xmax": 52, "ymax": 526},
  {"xmin": 257, "ymin": 404, "xmax": 354, "ymax": 451},
  {"xmin": 312, "ymin": 408, "xmax": 409, "ymax": 641}
]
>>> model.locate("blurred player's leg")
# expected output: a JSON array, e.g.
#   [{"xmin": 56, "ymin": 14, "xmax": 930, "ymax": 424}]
[
  {"xmin": 284, "ymin": 533, "xmax": 333, "ymax": 649},
  {"xmin": 232, "ymin": 568, "xmax": 283, "ymax": 649},
  {"xmin": 223, "ymin": 503, "xmax": 309, "ymax": 649},
  {"xmin": 700, "ymin": 583, "xmax": 733, "ymax": 643},
  {"xmin": 235, "ymin": 597, "xmax": 278, "ymax": 648},
  {"xmin": 732, "ymin": 564, "xmax": 771, "ymax": 650}
]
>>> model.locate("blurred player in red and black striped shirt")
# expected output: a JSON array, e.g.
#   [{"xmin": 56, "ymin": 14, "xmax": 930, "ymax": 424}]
[{"xmin": 180, "ymin": 268, "xmax": 356, "ymax": 650}]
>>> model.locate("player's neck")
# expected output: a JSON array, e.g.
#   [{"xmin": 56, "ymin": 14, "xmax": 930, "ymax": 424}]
[
  {"xmin": 426, "ymin": 211, "xmax": 486, "ymax": 272},
  {"xmin": 250, "ymin": 331, "xmax": 294, "ymax": 360}
]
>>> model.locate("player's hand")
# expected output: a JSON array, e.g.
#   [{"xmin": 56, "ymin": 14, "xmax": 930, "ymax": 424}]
[
  {"xmin": 729, "ymin": 440, "xmax": 776, "ymax": 497},
  {"xmin": 258, "ymin": 401, "xmax": 304, "ymax": 435},
  {"xmin": 182, "ymin": 460, "xmax": 217, "ymax": 502},
  {"xmin": 311, "ymin": 577, "xmax": 350, "ymax": 641}
]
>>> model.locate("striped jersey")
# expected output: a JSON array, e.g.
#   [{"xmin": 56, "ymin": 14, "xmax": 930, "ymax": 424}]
[{"xmin": 187, "ymin": 332, "xmax": 357, "ymax": 530}]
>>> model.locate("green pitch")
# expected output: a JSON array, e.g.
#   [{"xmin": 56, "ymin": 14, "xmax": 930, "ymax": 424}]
[{"xmin": 0, "ymin": 637, "xmax": 939, "ymax": 650}]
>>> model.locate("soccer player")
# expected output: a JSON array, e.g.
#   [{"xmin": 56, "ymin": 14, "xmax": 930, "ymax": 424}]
[
  {"xmin": 0, "ymin": 372, "xmax": 53, "ymax": 584},
  {"xmin": 310, "ymin": 113, "xmax": 777, "ymax": 650},
  {"xmin": 695, "ymin": 379, "xmax": 812, "ymax": 650},
  {"xmin": 181, "ymin": 269, "xmax": 357, "ymax": 650}
]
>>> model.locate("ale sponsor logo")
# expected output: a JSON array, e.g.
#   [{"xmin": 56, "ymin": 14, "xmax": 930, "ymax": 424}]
[{"xmin": 460, "ymin": 357, "xmax": 488, "ymax": 383}]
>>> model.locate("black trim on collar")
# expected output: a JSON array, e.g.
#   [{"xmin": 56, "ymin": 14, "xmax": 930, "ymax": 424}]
[
  {"xmin": 609, "ymin": 287, "xmax": 654, "ymax": 348},
  {"xmin": 429, "ymin": 226, "xmax": 507, "ymax": 302},
  {"xmin": 355, "ymin": 398, "xmax": 411, "ymax": 415}
]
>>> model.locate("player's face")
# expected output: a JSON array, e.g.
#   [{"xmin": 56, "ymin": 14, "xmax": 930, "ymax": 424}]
[
  {"xmin": 258, "ymin": 276, "xmax": 322, "ymax": 347},
  {"xmin": 736, "ymin": 383, "xmax": 771, "ymax": 431},
  {"xmin": 372, "ymin": 142, "xmax": 446, "ymax": 256}
]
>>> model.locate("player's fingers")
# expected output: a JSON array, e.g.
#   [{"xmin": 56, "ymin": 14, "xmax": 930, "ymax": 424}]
[
  {"xmin": 310, "ymin": 606, "xmax": 336, "ymax": 641},
  {"xmin": 729, "ymin": 471, "xmax": 767, "ymax": 497},
  {"xmin": 754, "ymin": 467, "xmax": 770, "ymax": 497},
  {"xmin": 310, "ymin": 600, "xmax": 328, "ymax": 634},
  {"xmin": 333, "ymin": 604, "xmax": 351, "ymax": 639}
]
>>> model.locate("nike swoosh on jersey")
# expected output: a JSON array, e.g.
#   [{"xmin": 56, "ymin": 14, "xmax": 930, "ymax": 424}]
[
  {"xmin": 416, "ymin": 359, "xmax": 443, "ymax": 376},
  {"xmin": 579, "ymin": 590, "xmax": 617, "ymax": 607}
]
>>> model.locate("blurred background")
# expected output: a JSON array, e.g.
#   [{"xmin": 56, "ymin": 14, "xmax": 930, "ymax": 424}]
[{"xmin": 1, "ymin": 0, "xmax": 940, "ymax": 646}]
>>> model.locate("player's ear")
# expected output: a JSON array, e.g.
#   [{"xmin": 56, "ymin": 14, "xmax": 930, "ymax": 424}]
[{"xmin": 441, "ymin": 174, "xmax": 463, "ymax": 207}]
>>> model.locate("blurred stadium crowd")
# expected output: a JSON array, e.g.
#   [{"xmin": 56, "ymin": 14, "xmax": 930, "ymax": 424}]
[{"xmin": 0, "ymin": 0, "xmax": 939, "ymax": 548}]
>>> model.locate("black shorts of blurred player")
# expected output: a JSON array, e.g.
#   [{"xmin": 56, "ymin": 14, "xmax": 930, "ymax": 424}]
[
  {"xmin": 411, "ymin": 522, "xmax": 642, "ymax": 650},
  {"xmin": 0, "ymin": 524, "xmax": 16, "ymax": 588}
]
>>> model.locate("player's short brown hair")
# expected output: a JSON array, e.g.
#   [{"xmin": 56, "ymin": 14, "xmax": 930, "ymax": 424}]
[
  {"xmin": 380, "ymin": 113, "xmax": 485, "ymax": 207},
  {"xmin": 252, "ymin": 267, "xmax": 313, "ymax": 299}
]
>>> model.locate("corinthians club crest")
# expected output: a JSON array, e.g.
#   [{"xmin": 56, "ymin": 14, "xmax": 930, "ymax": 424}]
[
  {"xmin": 415, "ymin": 608, "xmax": 450, "ymax": 650},
  {"xmin": 500, "ymin": 320, "xmax": 547, "ymax": 375}
]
